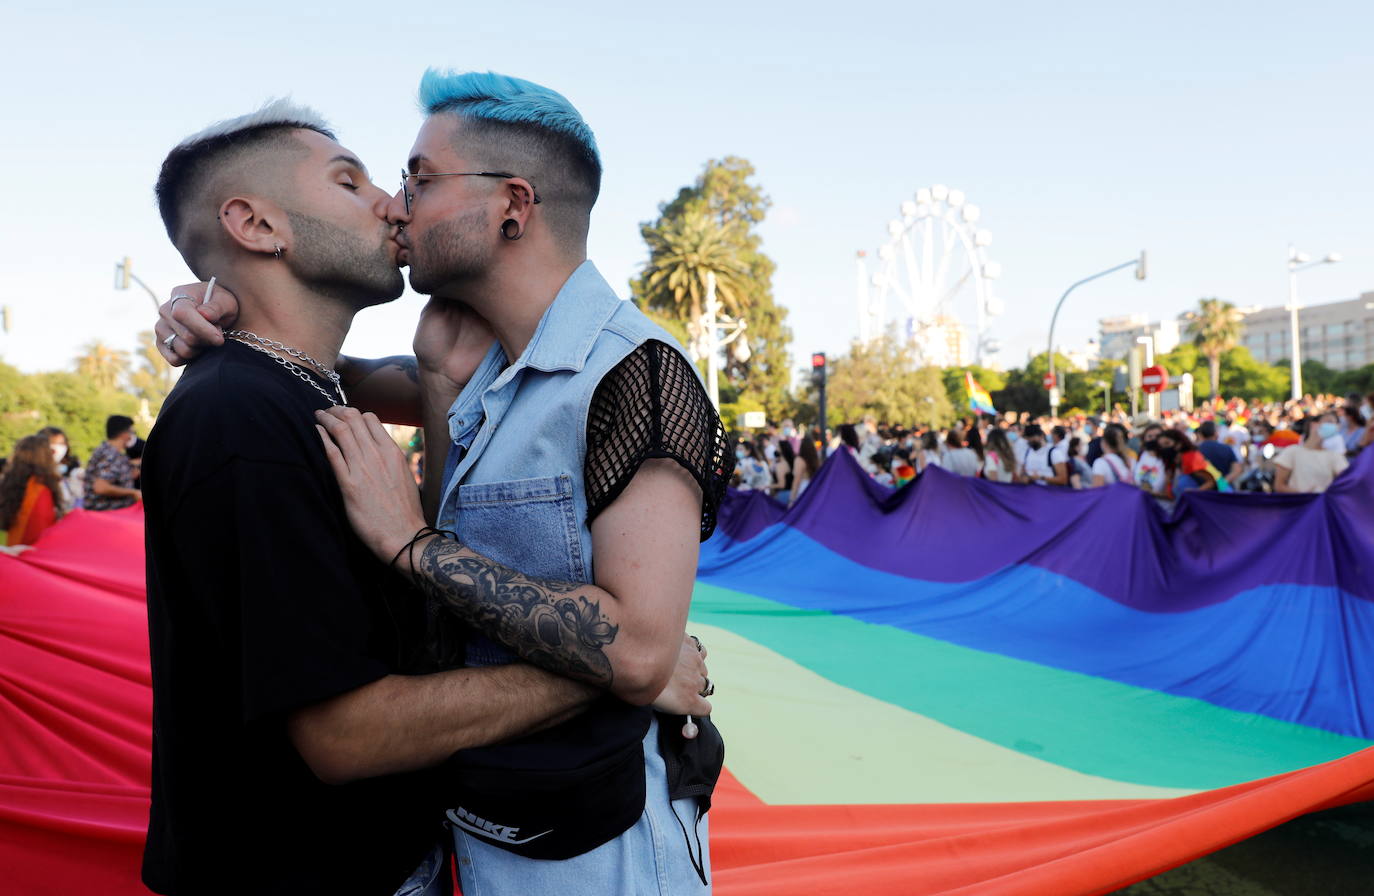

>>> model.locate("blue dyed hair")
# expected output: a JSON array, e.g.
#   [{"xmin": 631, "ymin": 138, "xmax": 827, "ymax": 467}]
[{"xmin": 417, "ymin": 70, "xmax": 602, "ymax": 221}]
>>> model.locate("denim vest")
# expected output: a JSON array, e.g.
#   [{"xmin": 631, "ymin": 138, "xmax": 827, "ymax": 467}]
[{"xmin": 437, "ymin": 261, "xmax": 684, "ymax": 668}]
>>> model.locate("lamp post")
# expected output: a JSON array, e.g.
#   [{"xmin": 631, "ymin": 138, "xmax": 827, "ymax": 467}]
[
  {"xmin": 1047, "ymin": 252, "xmax": 1147, "ymax": 418},
  {"xmin": 1286, "ymin": 245, "xmax": 1341, "ymax": 402},
  {"xmin": 689, "ymin": 270, "xmax": 750, "ymax": 411},
  {"xmin": 114, "ymin": 257, "xmax": 162, "ymax": 312}
]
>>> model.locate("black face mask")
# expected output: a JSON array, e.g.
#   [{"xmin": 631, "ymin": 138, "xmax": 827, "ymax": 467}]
[
  {"xmin": 1158, "ymin": 445, "xmax": 1178, "ymax": 463},
  {"xmin": 1143, "ymin": 439, "xmax": 1160, "ymax": 455}
]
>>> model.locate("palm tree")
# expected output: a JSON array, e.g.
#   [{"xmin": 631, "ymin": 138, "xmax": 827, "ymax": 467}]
[
  {"xmin": 637, "ymin": 208, "xmax": 752, "ymax": 333},
  {"xmin": 1185, "ymin": 298, "xmax": 1243, "ymax": 401},
  {"xmin": 75, "ymin": 340, "xmax": 130, "ymax": 392}
]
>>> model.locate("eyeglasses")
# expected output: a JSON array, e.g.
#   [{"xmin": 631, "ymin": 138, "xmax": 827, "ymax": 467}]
[{"xmin": 400, "ymin": 170, "xmax": 541, "ymax": 215}]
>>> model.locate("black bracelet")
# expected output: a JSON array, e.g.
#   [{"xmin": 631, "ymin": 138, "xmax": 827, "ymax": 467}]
[{"xmin": 389, "ymin": 526, "xmax": 457, "ymax": 578}]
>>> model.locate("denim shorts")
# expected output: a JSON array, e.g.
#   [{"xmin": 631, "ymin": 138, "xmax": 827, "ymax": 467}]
[
  {"xmin": 393, "ymin": 842, "xmax": 449, "ymax": 896},
  {"xmin": 451, "ymin": 717, "xmax": 711, "ymax": 896}
]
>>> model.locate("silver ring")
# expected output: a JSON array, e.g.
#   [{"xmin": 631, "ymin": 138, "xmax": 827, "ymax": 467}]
[
  {"xmin": 163, "ymin": 333, "xmax": 177, "ymax": 347},
  {"xmin": 689, "ymin": 635, "xmax": 703, "ymax": 653},
  {"xmin": 699, "ymin": 676, "xmax": 714, "ymax": 698},
  {"xmin": 169, "ymin": 294, "xmax": 194, "ymax": 310}
]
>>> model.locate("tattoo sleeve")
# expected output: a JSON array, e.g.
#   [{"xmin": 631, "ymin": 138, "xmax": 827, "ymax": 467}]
[{"xmin": 413, "ymin": 535, "xmax": 618, "ymax": 688}]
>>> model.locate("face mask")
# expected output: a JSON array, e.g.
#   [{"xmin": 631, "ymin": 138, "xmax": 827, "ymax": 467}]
[
  {"xmin": 1362, "ymin": 404, "xmax": 1372, "ymax": 422},
  {"xmin": 1319, "ymin": 422, "xmax": 1339, "ymax": 439},
  {"xmin": 1143, "ymin": 439, "xmax": 1159, "ymax": 455},
  {"xmin": 57, "ymin": 464, "xmax": 69, "ymax": 475},
  {"xmin": 1158, "ymin": 446, "xmax": 1178, "ymax": 463},
  {"xmin": 782, "ymin": 427, "xmax": 795, "ymax": 439},
  {"xmin": 735, "ymin": 448, "xmax": 747, "ymax": 460},
  {"xmin": 52, "ymin": 443, "xmax": 68, "ymax": 462},
  {"xmin": 1007, "ymin": 432, "xmax": 1020, "ymax": 444}
]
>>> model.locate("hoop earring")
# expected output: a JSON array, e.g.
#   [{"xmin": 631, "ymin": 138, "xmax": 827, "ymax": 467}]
[
  {"xmin": 274, "ymin": 244, "xmax": 284, "ymax": 259},
  {"xmin": 500, "ymin": 219, "xmax": 522, "ymax": 241}
]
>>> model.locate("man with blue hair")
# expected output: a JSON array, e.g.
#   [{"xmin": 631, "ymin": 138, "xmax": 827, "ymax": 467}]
[{"xmin": 158, "ymin": 70, "xmax": 728, "ymax": 894}]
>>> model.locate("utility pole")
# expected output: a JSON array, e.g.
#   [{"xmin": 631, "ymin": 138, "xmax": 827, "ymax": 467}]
[{"xmin": 812, "ymin": 352, "xmax": 828, "ymax": 456}]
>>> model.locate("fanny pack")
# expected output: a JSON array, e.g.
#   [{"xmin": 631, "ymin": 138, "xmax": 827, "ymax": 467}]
[{"xmin": 440, "ymin": 725, "xmax": 647, "ymax": 861}]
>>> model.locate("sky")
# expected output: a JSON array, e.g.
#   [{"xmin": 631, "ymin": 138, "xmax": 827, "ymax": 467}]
[{"xmin": 2, "ymin": 0, "xmax": 1371, "ymax": 385}]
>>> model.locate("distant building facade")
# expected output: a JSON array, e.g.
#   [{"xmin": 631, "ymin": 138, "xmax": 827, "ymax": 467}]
[
  {"xmin": 1239, "ymin": 292, "xmax": 1374, "ymax": 371},
  {"xmin": 1098, "ymin": 314, "xmax": 1181, "ymax": 360}
]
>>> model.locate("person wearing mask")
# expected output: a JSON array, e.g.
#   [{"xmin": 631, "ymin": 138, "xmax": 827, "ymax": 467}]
[
  {"xmin": 1274, "ymin": 414, "xmax": 1349, "ymax": 494},
  {"xmin": 736, "ymin": 441, "xmax": 772, "ymax": 491},
  {"xmin": 1158, "ymin": 430, "xmax": 1223, "ymax": 494},
  {"xmin": 1132, "ymin": 423, "xmax": 1171, "ymax": 501},
  {"xmin": 37, "ymin": 426, "xmax": 82, "ymax": 509},
  {"xmin": 0, "ymin": 434, "xmax": 68, "ymax": 546},
  {"xmin": 1090, "ymin": 427, "xmax": 1134, "ymax": 486},
  {"xmin": 942, "ymin": 429, "xmax": 980, "ymax": 477},
  {"xmin": 771, "ymin": 439, "xmax": 796, "ymax": 505},
  {"xmin": 1083, "ymin": 418, "xmax": 1104, "ymax": 466},
  {"xmin": 982, "ymin": 428, "xmax": 1017, "ymax": 483},
  {"xmin": 790, "ymin": 430, "xmax": 821, "ymax": 506},
  {"xmin": 84, "ymin": 415, "xmax": 141, "ymax": 511},
  {"xmin": 1016, "ymin": 424, "xmax": 1054, "ymax": 484}
]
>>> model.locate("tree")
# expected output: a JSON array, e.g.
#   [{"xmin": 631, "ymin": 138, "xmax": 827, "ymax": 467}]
[
  {"xmin": 809, "ymin": 331, "xmax": 954, "ymax": 427},
  {"xmin": 129, "ymin": 330, "xmax": 175, "ymax": 417},
  {"xmin": 75, "ymin": 341, "xmax": 131, "ymax": 392},
  {"xmin": 1183, "ymin": 298, "xmax": 1243, "ymax": 401},
  {"xmin": 632, "ymin": 157, "xmax": 793, "ymax": 419}
]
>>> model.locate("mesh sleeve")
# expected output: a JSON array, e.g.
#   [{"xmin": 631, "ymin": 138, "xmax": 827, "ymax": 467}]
[{"xmin": 585, "ymin": 340, "xmax": 734, "ymax": 541}]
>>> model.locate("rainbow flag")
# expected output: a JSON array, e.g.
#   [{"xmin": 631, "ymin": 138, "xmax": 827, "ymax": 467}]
[
  {"xmin": 966, "ymin": 370, "xmax": 996, "ymax": 415},
  {"xmin": 696, "ymin": 451, "xmax": 1374, "ymax": 894}
]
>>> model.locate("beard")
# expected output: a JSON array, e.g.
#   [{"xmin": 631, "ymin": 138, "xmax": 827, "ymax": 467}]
[
  {"xmin": 406, "ymin": 206, "xmax": 492, "ymax": 296},
  {"xmin": 284, "ymin": 210, "xmax": 405, "ymax": 309}
]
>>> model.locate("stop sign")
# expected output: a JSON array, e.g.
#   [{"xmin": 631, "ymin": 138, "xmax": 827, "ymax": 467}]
[
  {"xmin": 1043, "ymin": 372, "xmax": 1056, "ymax": 390},
  {"xmin": 1141, "ymin": 365, "xmax": 1169, "ymax": 394}
]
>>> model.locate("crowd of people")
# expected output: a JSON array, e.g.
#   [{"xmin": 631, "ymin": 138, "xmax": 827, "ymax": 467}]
[
  {"xmin": 0, "ymin": 415, "xmax": 143, "ymax": 548},
  {"xmin": 731, "ymin": 392, "xmax": 1372, "ymax": 510}
]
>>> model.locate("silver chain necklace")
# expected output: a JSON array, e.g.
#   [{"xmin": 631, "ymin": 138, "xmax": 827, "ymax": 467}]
[{"xmin": 224, "ymin": 333, "xmax": 346, "ymax": 406}]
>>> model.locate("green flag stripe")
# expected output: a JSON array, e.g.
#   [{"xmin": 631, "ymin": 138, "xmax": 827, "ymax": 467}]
[{"xmin": 691, "ymin": 582, "xmax": 1372, "ymax": 790}]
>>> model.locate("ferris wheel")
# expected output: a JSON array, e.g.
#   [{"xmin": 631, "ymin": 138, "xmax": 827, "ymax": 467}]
[{"xmin": 856, "ymin": 185, "xmax": 1003, "ymax": 366}]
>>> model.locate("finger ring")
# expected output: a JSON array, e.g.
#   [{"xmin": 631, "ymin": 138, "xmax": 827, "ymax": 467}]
[
  {"xmin": 163, "ymin": 333, "xmax": 177, "ymax": 347},
  {"xmin": 699, "ymin": 676, "xmax": 714, "ymax": 698},
  {"xmin": 689, "ymin": 635, "xmax": 703, "ymax": 653}
]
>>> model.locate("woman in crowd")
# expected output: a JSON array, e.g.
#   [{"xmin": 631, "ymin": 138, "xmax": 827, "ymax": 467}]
[
  {"xmin": 0, "ymin": 434, "xmax": 67, "ymax": 546},
  {"xmin": 982, "ymin": 428, "xmax": 1017, "ymax": 482},
  {"xmin": 1066, "ymin": 437, "xmax": 1089, "ymax": 489},
  {"xmin": 1133, "ymin": 423, "xmax": 1169, "ymax": 499},
  {"xmin": 1274, "ymin": 413, "xmax": 1349, "ymax": 494},
  {"xmin": 1156, "ymin": 429, "xmax": 1217, "ymax": 495},
  {"xmin": 942, "ymin": 429, "xmax": 981, "ymax": 477},
  {"xmin": 966, "ymin": 424, "xmax": 986, "ymax": 468},
  {"xmin": 790, "ymin": 430, "xmax": 821, "ymax": 506},
  {"xmin": 1090, "ymin": 427, "xmax": 1134, "ymax": 486},
  {"xmin": 771, "ymin": 439, "xmax": 796, "ymax": 505},
  {"xmin": 915, "ymin": 431, "xmax": 943, "ymax": 474},
  {"xmin": 736, "ymin": 440, "xmax": 772, "ymax": 492}
]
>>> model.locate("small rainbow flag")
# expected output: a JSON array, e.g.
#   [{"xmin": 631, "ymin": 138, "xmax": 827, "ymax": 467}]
[{"xmin": 966, "ymin": 371, "xmax": 996, "ymax": 415}]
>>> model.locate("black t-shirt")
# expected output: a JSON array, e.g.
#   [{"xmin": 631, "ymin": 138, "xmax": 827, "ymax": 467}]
[{"xmin": 141, "ymin": 341, "xmax": 440, "ymax": 896}]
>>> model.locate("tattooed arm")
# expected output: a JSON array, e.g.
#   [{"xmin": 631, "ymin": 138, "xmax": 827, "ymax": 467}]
[
  {"xmin": 335, "ymin": 355, "xmax": 423, "ymax": 427},
  {"xmin": 316, "ymin": 408, "xmax": 707, "ymax": 708}
]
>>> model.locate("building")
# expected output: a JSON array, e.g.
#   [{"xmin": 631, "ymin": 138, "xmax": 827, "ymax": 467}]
[
  {"xmin": 1239, "ymin": 292, "xmax": 1374, "ymax": 371},
  {"xmin": 1098, "ymin": 314, "xmax": 1181, "ymax": 361},
  {"xmin": 907, "ymin": 315, "xmax": 966, "ymax": 368}
]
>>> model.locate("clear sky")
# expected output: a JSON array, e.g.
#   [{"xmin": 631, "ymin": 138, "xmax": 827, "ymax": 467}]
[{"xmin": 2, "ymin": 0, "xmax": 1371, "ymax": 382}]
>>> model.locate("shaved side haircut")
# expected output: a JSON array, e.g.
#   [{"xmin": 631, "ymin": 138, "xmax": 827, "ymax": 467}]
[
  {"xmin": 418, "ymin": 70, "xmax": 601, "ymax": 247},
  {"xmin": 155, "ymin": 98, "xmax": 335, "ymax": 276}
]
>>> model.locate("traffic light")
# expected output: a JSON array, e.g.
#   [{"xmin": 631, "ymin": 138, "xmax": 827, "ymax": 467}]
[
  {"xmin": 811, "ymin": 352, "xmax": 827, "ymax": 384},
  {"xmin": 811, "ymin": 352, "xmax": 828, "ymax": 443}
]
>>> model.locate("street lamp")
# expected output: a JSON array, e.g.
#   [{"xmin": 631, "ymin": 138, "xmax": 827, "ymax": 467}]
[
  {"xmin": 1047, "ymin": 251, "xmax": 1147, "ymax": 418},
  {"xmin": 1286, "ymin": 245, "xmax": 1341, "ymax": 401},
  {"xmin": 114, "ymin": 256, "xmax": 163, "ymax": 312},
  {"xmin": 688, "ymin": 270, "xmax": 750, "ymax": 411}
]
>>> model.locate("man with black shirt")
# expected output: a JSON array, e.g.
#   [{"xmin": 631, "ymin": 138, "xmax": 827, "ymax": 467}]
[{"xmin": 143, "ymin": 101, "xmax": 649, "ymax": 896}]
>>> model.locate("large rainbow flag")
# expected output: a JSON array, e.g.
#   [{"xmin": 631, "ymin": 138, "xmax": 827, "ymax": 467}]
[{"xmin": 2, "ymin": 451, "xmax": 1373, "ymax": 895}]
